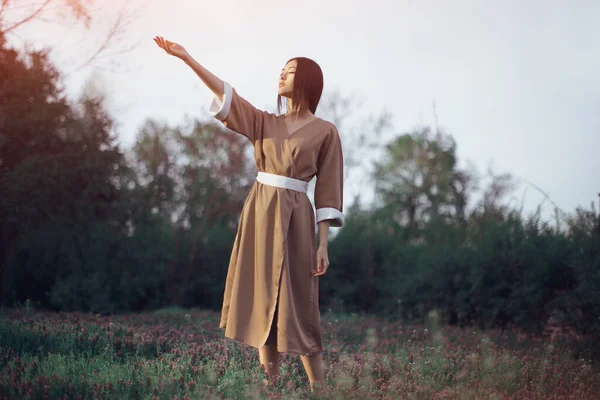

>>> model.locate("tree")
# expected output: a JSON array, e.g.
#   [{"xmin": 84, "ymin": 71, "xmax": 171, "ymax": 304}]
[
  {"xmin": 171, "ymin": 119, "xmax": 255, "ymax": 306},
  {"xmin": 0, "ymin": 36, "xmax": 131, "ymax": 306},
  {"xmin": 0, "ymin": 34, "xmax": 70, "ymax": 301},
  {"xmin": 129, "ymin": 117, "xmax": 256, "ymax": 307},
  {"xmin": 131, "ymin": 119, "xmax": 179, "ymax": 218},
  {"xmin": 0, "ymin": 0, "xmax": 142, "ymax": 70},
  {"xmin": 467, "ymin": 164, "xmax": 518, "ymax": 240},
  {"xmin": 373, "ymin": 126, "xmax": 478, "ymax": 242}
]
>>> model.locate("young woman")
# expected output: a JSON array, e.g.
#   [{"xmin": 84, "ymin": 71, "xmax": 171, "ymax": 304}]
[{"xmin": 154, "ymin": 36, "xmax": 344, "ymax": 392}]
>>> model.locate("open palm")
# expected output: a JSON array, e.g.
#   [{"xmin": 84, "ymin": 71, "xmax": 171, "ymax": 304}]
[{"xmin": 153, "ymin": 36, "xmax": 188, "ymax": 60}]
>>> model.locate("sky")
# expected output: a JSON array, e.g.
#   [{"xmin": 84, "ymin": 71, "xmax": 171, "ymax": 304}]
[{"xmin": 6, "ymin": 0, "xmax": 600, "ymax": 224}]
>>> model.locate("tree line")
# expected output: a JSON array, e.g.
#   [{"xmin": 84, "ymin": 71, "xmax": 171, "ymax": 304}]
[{"xmin": 1, "ymin": 24, "xmax": 599, "ymax": 344}]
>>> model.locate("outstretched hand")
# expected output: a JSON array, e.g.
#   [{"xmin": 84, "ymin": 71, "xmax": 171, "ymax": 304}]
[{"xmin": 153, "ymin": 36, "xmax": 189, "ymax": 60}]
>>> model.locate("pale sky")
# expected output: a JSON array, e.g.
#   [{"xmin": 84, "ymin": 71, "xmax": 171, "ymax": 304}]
[{"xmin": 7, "ymin": 0, "xmax": 600, "ymax": 224}]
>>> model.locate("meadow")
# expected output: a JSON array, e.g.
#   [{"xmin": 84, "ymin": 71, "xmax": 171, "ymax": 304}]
[{"xmin": 1, "ymin": 303, "xmax": 598, "ymax": 399}]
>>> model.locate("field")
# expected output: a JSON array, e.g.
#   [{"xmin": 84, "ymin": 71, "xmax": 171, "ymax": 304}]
[{"xmin": 1, "ymin": 304, "xmax": 598, "ymax": 399}]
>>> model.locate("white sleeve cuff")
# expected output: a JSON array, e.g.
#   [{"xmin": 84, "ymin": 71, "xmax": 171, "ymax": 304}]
[
  {"xmin": 316, "ymin": 207, "xmax": 344, "ymax": 228},
  {"xmin": 208, "ymin": 81, "xmax": 233, "ymax": 121}
]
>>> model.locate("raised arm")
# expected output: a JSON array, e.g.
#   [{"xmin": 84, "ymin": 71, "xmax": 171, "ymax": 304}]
[
  {"xmin": 153, "ymin": 36, "xmax": 224, "ymax": 101},
  {"xmin": 185, "ymin": 55, "xmax": 225, "ymax": 102},
  {"xmin": 153, "ymin": 35, "xmax": 269, "ymax": 143}
]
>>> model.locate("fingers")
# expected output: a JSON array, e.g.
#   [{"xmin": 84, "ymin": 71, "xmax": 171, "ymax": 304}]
[
  {"xmin": 160, "ymin": 37, "xmax": 171, "ymax": 55},
  {"xmin": 316, "ymin": 263, "xmax": 328, "ymax": 276},
  {"xmin": 313, "ymin": 257, "xmax": 329, "ymax": 277},
  {"xmin": 153, "ymin": 36, "xmax": 171, "ymax": 55},
  {"xmin": 153, "ymin": 36, "xmax": 163, "ymax": 50}
]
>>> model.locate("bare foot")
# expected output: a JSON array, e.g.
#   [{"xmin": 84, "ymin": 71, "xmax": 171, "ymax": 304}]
[{"xmin": 263, "ymin": 375, "xmax": 281, "ymax": 388}]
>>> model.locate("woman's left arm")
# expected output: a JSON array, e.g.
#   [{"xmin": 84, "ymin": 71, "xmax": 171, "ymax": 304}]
[{"xmin": 314, "ymin": 220, "xmax": 330, "ymax": 276}]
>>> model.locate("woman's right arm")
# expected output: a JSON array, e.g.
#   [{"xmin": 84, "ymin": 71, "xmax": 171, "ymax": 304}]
[
  {"xmin": 182, "ymin": 54, "xmax": 225, "ymax": 103},
  {"xmin": 154, "ymin": 36, "xmax": 267, "ymax": 142},
  {"xmin": 154, "ymin": 36, "xmax": 224, "ymax": 101}
]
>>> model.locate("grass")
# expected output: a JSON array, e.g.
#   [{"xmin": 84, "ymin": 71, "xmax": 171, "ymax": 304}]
[{"xmin": 1, "ymin": 303, "xmax": 598, "ymax": 399}]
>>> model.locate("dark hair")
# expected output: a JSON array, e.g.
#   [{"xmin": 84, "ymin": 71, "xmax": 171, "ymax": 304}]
[{"xmin": 277, "ymin": 57, "xmax": 324, "ymax": 115}]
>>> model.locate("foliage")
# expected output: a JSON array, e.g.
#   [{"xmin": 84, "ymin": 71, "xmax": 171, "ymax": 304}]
[
  {"xmin": 2, "ymin": 29, "xmax": 599, "ymax": 342},
  {"xmin": 1, "ymin": 307, "xmax": 598, "ymax": 398}
]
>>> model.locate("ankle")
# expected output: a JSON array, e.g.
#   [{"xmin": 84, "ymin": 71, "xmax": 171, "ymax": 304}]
[
  {"xmin": 310, "ymin": 380, "xmax": 324, "ymax": 393},
  {"xmin": 263, "ymin": 374, "xmax": 281, "ymax": 387}
]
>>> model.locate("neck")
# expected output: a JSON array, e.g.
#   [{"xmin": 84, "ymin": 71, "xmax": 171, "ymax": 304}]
[
  {"xmin": 285, "ymin": 98, "xmax": 311, "ymax": 119},
  {"xmin": 286, "ymin": 98, "xmax": 298, "ymax": 116}
]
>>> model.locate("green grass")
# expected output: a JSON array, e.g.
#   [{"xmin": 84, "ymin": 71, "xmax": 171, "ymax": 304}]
[{"xmin": 1, "ymin": 304, "xmax": 598, "ymax": 399}]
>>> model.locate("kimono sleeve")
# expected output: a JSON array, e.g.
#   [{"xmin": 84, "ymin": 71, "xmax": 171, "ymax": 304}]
[
  {"xmin": 314, "ymin": 126, "xmax": 345, "ymax": 228},
  {"xmin": 208, "ymin": 81, "xmax": 268, "ymax": 143}
]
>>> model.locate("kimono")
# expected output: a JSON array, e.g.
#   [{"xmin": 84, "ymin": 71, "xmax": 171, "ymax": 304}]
[{"xmin": 209, "ymin": 81, "xmax": 344, "ymax": 355}]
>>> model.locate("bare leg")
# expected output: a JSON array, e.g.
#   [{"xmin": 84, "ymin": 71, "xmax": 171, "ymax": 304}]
[
  {"xmin": 259, "ymin": 314, "xmax": 280, "ymax": 384},
  {"xmin": 259, "ymin": 343, "xmax": 280, "ymax": 383},
  {"xmin": 300, "ymin": 352, "xmax": 324, "ymax": 392}
]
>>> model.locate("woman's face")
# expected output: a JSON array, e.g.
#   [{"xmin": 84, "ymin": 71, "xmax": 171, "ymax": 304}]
[{"xmin": 278, "ymin": 59, "xmax": 297, "ymax": 98}]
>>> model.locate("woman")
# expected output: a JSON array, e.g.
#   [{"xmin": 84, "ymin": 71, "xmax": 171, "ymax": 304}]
[{"xmin": 154, "ymin": 36, "xmax": 344, "ymax": 392}]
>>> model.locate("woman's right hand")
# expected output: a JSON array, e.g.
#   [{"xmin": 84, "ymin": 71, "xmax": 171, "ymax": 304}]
[{"xmin": 154, "ymin": 36, "xmax": 189, "ymax": 60}]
